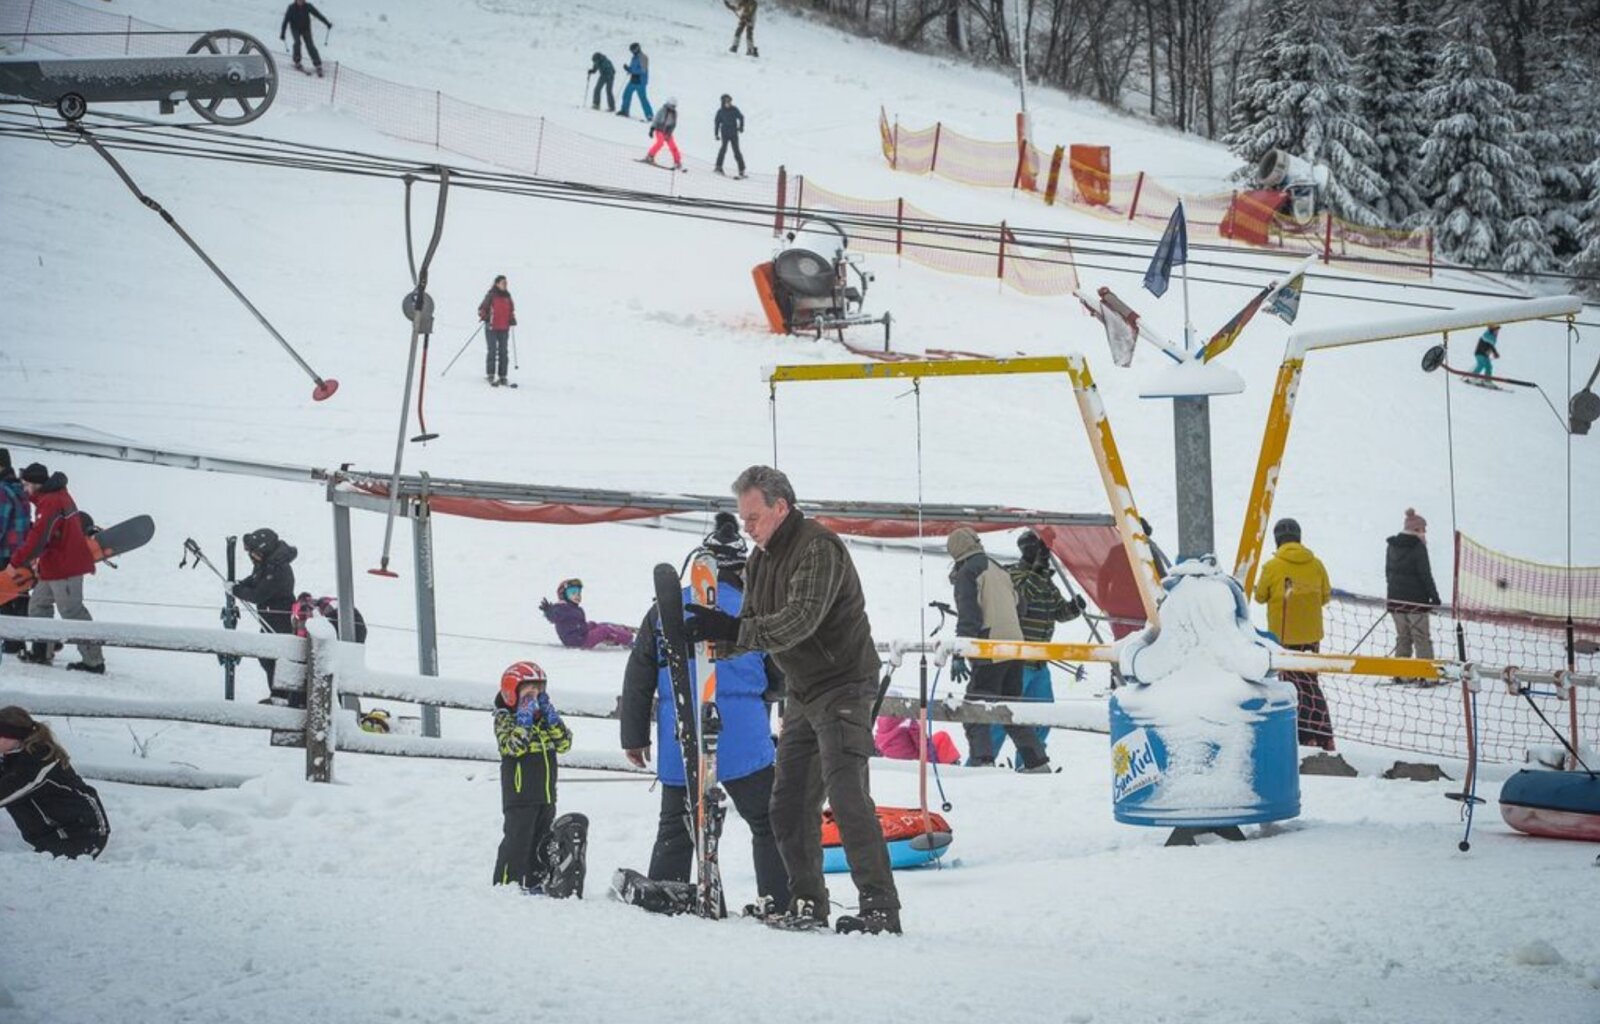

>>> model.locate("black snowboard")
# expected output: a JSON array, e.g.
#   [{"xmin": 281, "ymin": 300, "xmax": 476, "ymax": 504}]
[{"xmin": 610, "ymin": 867, "xmax": 696, "ymax": 915}]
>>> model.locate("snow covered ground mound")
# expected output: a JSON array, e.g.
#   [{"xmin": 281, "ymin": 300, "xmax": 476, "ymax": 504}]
[{"xmin": 1, "ymin": 1, "xmax": 1597, "ymax": 1020}]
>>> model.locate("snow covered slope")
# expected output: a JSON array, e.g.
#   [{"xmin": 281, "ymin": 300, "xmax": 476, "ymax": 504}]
[{"xmin": 1, "ymin": 1, "xmax": 1597, "ymax": 1021}]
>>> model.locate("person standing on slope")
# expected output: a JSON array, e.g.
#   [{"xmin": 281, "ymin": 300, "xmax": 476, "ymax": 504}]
[
  {"xmin": 279, "ymin": 0, "xmax": 332, "ymax": 77},
  {"xmin": 587, "ymin": 51, "xmax": 616, "ymax": 112},
  {"xmin": 644, "ymin": 98, "xmax": 682, "ymax": 169},
  {"xmin": 10, "ymin": 463, "xmax": 103, "ymax": 674},
  {"xmin": 0, "ymin": 450, "xmax": 31, "ymax": 655},
  {"xmin": 619, "ymin": 514, "xmax": 790, "ymax": 918},
  {"xmin": 725, "ymin": 0, "xmax": 759, "ymax": 57},
  {"xmin": 683, "ymin": 466, "xmax": 901, "ymax": 935},
  {"xmin": 476, "ymin": 275, "xmax": 517, "ymax": 387},
  {"xmin": 990, "ymin": 529, "xmax": 1084, "ymax": 766},
  {"xmin": 1253, "ymin": 517, "xmax": 1335, "ymax": 750},
  {"xmin": 232, "ymin": 528, "xmax": 298, "ymax": 702},
  {"xmin": 713, "ymin": 94, "xmax": 746, "ymax": 178},
  {"xmin": 1385, "ymin": 508, "xmax": 1440, "ymax": 684},
  {"xmin": 491, "ymin": 661, "xmax": 576, "ymax": 893},
  {"xmin": 619, "ymin": 42, "xmax": 653, "ymax": 120},
  {"xmin": 946, "ymin": 527, "xmax": 1050, "ymax": 772}
]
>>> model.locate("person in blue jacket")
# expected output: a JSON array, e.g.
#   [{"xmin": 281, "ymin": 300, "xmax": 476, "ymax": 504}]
[
  {"xmin": 619, "ymin": 514, "xmax": 789, "ymax": 918},
  {"xmin": 618, "ymin": 42, "xmax": 653, "ymax": 120}
]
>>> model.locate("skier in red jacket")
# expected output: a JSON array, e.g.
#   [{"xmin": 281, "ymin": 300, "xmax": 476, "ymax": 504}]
[
  {"xmin": 476, "ymin": 275, "xmax": 517, "ymax": 388},
  {"xmin": 9, "ymin": 464, "xmax": 103, "ymax": 673}
]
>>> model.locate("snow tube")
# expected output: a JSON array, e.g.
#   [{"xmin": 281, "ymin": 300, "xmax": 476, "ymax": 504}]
[
  {"xmin": 820, "ymin": 806, "xmax": 951, "ymax": 873},
  {"xmin": 1499, "ymin": 769, "xmax": 1600, "ymax": 843}
]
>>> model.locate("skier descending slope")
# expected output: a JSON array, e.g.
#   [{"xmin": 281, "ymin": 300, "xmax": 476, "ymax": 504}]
[
  {"xmin": 618, "ymin": 514, "xmax": 790, "ymax": 918},
  {"xmin": 279, "ymin": 0, "xmax": 333, "ymax": 77},
  {"xmin": 685, "ymin": 467, "xmax": 901, "ymax": 935}
]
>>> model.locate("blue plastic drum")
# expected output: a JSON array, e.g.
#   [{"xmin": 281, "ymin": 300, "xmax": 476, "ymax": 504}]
[{"xmin": 1108, "ymin": 686, "xmax": 1300, "ymax": 828}]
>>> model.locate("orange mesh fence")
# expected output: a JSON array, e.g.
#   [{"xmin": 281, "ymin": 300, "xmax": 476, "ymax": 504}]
[
  {"xmin": 7, "ymin": 0, "xmax": 784, "ymax": 207},
  {"xmin": 878, "ymin": 110, "xmax": 1434, "ymax": 281},
  {"xmin": 792, "ymin": 177, "xmax": 1078, "ymax": 298}
]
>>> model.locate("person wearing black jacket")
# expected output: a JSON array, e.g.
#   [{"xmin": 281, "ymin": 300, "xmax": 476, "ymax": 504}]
[
  {"xmin": 233, "ymin": 527, "xmax": 298, "ymax": 702},
  {"xmin": 713, "ymin": 94, "xmax": 746, "ymax": 178},
  {"xmin": 280, "ymin": 0, "xmax": 332, "ymax": 76},
  {"xmin": 0, "ymin": 706, "xmax": 109, "ymax": 859},
  {"xmin": 588, "ymin": 52, "xmax": 616, "ymax": 112},
  {"xmin": 1386, "ymin": 508, "xmax": 1440, "ymax": 678}
]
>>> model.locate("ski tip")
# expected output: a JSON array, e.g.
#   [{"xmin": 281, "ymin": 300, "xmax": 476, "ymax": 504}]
[{"xmin": 312, "ymin": 378, "xmax": 340, "ymax": 401}]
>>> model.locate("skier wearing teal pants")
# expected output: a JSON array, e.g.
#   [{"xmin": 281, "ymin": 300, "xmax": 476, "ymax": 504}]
[
  {"xmin": 1473, "ymin": 324, "xmax": 1500, "ymax": 377},
  {"xmin": 992, "ymin": 531, "xmax": 1084, "ymax": 765},
  {"xmin": 619, "ymin": 43, "xmax": 653, "ymax": 120}
]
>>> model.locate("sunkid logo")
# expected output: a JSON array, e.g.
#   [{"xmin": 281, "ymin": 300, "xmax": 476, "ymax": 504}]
[{"xmin": 1111, "ymin": 728, "xmax": 1162, "ymax": 801}]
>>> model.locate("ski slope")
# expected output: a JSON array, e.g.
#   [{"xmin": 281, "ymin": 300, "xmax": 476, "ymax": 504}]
[{"xmin": 1, "ymin": 1, "xmax": 1598, "ymax": 1021}]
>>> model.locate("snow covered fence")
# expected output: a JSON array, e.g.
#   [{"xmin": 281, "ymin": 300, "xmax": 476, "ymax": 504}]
[{"xmin": 0, "ymin": 618, "xmax": 307, "ymax": 689}]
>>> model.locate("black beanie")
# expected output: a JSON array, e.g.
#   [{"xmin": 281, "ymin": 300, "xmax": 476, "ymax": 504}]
[
  {"xmin": 1273, "ymin": 518, "xmax": 1301, "ymax": 545},
  {"xmin": 20, "ymin": 463, "xmax": 49, "ymax": 485}
]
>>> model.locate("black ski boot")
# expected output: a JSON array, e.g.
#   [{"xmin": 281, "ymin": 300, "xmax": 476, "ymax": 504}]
[
  {"xmin": 766, "ymin": 896, "xmax": 828, "ymax": 932},
  {"xmin": 66, "ymin": 661, "xmax": 106, "ymax": 674},
  {"xmin": 741, "ymin": 895, "xmax": 781, "ymax": 922},
  {"xmin": 541, "ymin": 813, "xmax": 589, "ymax": 899},
  {"xmin": 835, "ymin": 907, "xmax": 901, "ymax": 935}
]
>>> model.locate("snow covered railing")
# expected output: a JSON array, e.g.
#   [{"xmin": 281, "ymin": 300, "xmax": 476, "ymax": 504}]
[{"xmin": 0, "ymin": 618, "xmax": 308, "ymax": 688}]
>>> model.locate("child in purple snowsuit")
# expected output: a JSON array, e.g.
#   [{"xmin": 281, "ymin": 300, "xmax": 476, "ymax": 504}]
[{"xmin": 540, "ymin": 578, "xmax": 636, "ymax": 649}]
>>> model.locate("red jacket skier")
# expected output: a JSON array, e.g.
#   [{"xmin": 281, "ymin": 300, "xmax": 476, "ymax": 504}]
[
  {"xmin": 8, "ymin": 466, "xmax": 93, "ymax": 581},
  {"xmin": 477, "ymin": 275, "xmax": 517, "ymax": 386}
]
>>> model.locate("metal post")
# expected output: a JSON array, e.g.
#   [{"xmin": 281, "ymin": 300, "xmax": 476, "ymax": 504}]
[
  {"xmin": 412, "ymin": 497, "xmax": 442, "ymax": 738},
  {"xmin": 1172, "ymin": 395, "xmax": 1215, "ymax": 561},
  {"xmin": 331, "ymin": 493, "xmax": 363, "ymax": 713}
]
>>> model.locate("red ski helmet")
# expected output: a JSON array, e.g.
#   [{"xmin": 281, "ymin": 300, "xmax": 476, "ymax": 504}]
[{"xmin": 500, "ymin": 660, "xmax": 548, "ymax": 705}]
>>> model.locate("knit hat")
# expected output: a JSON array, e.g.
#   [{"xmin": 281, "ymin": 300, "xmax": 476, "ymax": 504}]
[
  {"xmin": 19, "ymin": 462, "xmax": 48, "ymax": 485},
  {"xmin": 1273, "ymin": 517, "xmax": 1301, "ymax": 545},
  {"xmin": 1403, "ymin": 508, "xmax": 1427, "ymax": 536},
  {"xmin": 1017, "ymin": 530, "xmax": 1046, "ymax": 564},
  {"xmin": 703, "ymin": 511, "xmax": 748, "ymax": 570}
]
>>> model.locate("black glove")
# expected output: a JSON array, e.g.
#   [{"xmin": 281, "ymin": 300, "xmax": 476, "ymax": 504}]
[
  {"xmin": 950, "ymin": 654, "xmax": 971, "ymax": 683},
  {"xmin": 1071, "ymin": 594, "xmax": 1087, "ymax": 611},
  {"xmin": 684, "ymin": 604, "xmax": 740, "ymax": 644},
  {"xmin": 539, "ymin": 598, "xmax": 551, "ymax": 612}
]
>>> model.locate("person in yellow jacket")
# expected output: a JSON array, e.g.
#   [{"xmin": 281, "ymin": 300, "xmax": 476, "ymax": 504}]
[{"xmin": 1253, "ymin": 518, "xmax": 1335, "ymax": 750}]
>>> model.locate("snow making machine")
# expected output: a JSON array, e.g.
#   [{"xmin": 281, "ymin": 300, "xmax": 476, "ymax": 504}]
[
  {"xmin": 1252, "ymin": 149, "xmax": 1330, "ymax": 226},
  {"xmin": 752, "ymin": 217, "xmax": 891, "ymax": 346}
]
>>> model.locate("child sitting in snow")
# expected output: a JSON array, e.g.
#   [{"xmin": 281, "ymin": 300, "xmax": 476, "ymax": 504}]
[
  {"xmin": 492, "ymin": 661, "xmax": 576, "ymax": 893},
  {"xmin": 0, "ymin": 705, "xmax": 110, "ymax": 859},
  {"xmin": 874, "ymin": 715, "xmax": 961, "ymax": 765},
  {"xmin": 540, "ymin": 578, "xmax": 636, "ymax": 649}
]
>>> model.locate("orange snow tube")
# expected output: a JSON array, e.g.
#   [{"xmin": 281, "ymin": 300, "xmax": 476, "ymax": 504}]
[{"xmin": 820, "ymin": 806, "xmax": 953, "ymax": 872}]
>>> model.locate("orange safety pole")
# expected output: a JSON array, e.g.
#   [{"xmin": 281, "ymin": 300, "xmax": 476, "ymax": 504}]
[
  {"xmin": 997, "ymin": 221, "xmax": 1008, "ymax": 281},
  {"xmin": 1128, "ymin": 171, "xmax": 1144, "ymax": 222},
  {"xmin": 774, "ymin": 166, "xmax": 787, "ymax": 236},
  {"xmin": 895, "ymin": 197, "xmax": 904, "ymax": 257},
  {"xmin": 1044, "ymin": 146, "xmax": 1064, "ymax": 206}
]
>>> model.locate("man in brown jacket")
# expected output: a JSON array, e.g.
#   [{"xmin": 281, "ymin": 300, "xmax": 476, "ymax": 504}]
[
  {"xmin": 685, "ymin": 465, "xmax": 899, "ymax": 935},
  {"xmin": 947, "ymin": 528, "xmax": 1050, "ymax": 771}
]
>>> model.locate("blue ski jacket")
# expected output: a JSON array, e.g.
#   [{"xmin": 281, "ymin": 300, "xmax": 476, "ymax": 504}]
[{"xmin": 620, "ymin": 582, "xmax": 775, "ymax": 787}]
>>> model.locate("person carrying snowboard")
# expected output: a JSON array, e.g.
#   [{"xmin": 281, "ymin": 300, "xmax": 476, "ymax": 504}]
[
  {"xmin": 587, "ymin": 51, "xmax": 616, "ymax": 112},
  {"xmin": 540, "ymin": 578, "xmax": 635, "ymax": 649},
  {"xmin": 279, "ymin": 0, "xmax": 332, "ymax": 77},
  {"xmin": 725, "ymin": 0, "xmax": 758, "ymax": 57},
  {"xmin": 232, "ymin": 528, "xmax": 298, "ymax": 702},
  {"xmin": 0, "ymin": 706, "xmax": 109, "ymax": 860},
  {"xmin": 619, "ymin": 42, "xmax": 653, "ymax": 120},
  {"xmin": 0, "ymin": 450, "xmax": 31, "ymax": 655},
  {"xmin": 493, "ymin": 661, "xmax": 583, "ymax": 895},
  {"xmin": 713, "ymin": 94, "xmax": 746, "ymax": 178},
  {"xmin": 1473, "ymin": 323, "xmax": 1500, "ymax": 379},
  {"xmin": 644, "ymin": 98, "xmax": 682, "ymax": 169},
  {"xmin": 10, "ymin": 463, "xmax": 103, "ymax": 674},
  {"xmin": 619, "ymin": 513, "xmax": 790, "ymax": 919},
  {"xmin": 476, "ymin": 274, "xmax": 516, "ymax": 387}
]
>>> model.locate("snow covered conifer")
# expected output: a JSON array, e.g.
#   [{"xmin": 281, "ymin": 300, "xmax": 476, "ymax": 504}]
[{"xmin": 1354, "ymin": 2, "xmax": 1428, "ymax": 226}]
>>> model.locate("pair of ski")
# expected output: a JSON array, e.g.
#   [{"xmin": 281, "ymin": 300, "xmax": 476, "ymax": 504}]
[{"xmin": 612, "ymin": 554, "xmax": 727, "ymax": 919}]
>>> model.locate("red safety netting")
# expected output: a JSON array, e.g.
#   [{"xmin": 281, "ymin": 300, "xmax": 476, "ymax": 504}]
[
  {"xmin": 1455, "ymin": 531, "xmax": 1600, "ymax": 627},
  {"xmin": 877, "ymin": 109, "xmax": 1434, "ymax": 281}
]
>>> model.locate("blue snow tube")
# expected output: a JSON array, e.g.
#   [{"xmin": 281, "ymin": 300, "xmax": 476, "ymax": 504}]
[{"xmin": 1499, "ymin": 769, "xmax": 1600, "ymax": 843}]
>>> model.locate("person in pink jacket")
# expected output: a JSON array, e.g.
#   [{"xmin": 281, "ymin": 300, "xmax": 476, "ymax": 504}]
[{"xmin": 873, "ymin": 715, "xmax": 960, "ymax": 765}]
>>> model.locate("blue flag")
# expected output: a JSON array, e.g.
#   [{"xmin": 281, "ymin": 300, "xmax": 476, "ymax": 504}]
[
  {"xmin": 1267, "ymin": 272, "xmax": 1304, "ymax": 324},
  {"xmin": 1142, "ymin": 204, "xmax": 1187, "ymax": 298}
]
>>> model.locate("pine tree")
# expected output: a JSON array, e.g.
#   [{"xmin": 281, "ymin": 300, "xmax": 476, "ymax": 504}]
[
  {"xmin": 1221, "ymin": 0, "xmax": 1384, "ymax": 225},
  {"xmin": 1354, "ymin": 2, "xmax": 1428, "ymax": 227},
  {"xmin": 1571, "ymin": 154, "xmax": 1600, "ymax": 298},
  {"xmin": 1515, "ymin": 51, "xmax": 1599, "ymax": 263},
  {"xmin": 1416, "ymin": 17, "xmax": 1537, "ymax": 269}
]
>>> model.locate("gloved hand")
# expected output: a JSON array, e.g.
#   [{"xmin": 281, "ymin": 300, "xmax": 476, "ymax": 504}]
[
  {"xmin": 1070, "ymin": 594, "xmax": 1087, "ymax": 612},
  {"xmin": 538, "ymin": 691, "xmax": 563, "ymax": 727},
  {"xmin": 538, "ymin": 598, "xmax": 551, "ymax": 612},
  {"xmin": 514, "ymin": 697, "xmax": 537, "ymax": 728},
  {"xmin": 950, "ymin": 654, "xmax": 971, "ymax": 683},
  {"xmin": 684, "ymin": 604, "xmax": 740, "ymax": 644}
]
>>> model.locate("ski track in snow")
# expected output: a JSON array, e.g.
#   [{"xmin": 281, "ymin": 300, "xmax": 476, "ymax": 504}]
[{"xmin": 1, "ymin": 0, "xmax": 1597, "ymax": 1020}]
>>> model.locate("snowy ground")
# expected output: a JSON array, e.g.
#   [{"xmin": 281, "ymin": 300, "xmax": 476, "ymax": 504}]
[{"xmin": 1, "ymin": 0, "xmax": 1598, "ymax": 1020}]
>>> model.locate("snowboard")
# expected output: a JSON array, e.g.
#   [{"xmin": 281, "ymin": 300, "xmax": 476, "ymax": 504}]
[
  {"xmin": 687, "ymin": 551, "xmax": 728, "ymax": 920},
  {"xmin": 541, "ymin": 812, "xmax": 589, "ymax": 899},
  {"xmin": 610, "ymin": 867, "xmax": 696, "ymax": 915},
  {"xmin": 0, "ymin": 514, "xmax": 155, "ymax": 604}
]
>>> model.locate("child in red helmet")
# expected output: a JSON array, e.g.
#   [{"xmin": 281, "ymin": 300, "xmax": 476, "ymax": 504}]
[{"xmin": 493, "ymin": 661, "xmax": 585, "ymax": 895}]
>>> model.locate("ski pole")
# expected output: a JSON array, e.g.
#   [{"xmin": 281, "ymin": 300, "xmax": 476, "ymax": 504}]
[
  {"xmin": 181, "ymin": 538, "xmax": 271, "ymax": 631},
  {"xmin": 440, "ymin": 324, "xmax": 483, "ymax": 378},
  {"xmin": 511, "ymin": 326, "xmax": 520, "ymax": 370},
  {"xmin": 584, "ymin": 70, "xmax": 593, "ymax": 107}
]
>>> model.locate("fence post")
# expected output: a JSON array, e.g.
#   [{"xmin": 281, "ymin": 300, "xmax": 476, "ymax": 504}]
[
  {"xmin": 1426, "ymin": 228, "xmax": 1434, "ymax": 278},
  {"xmin": 930, "ymin": 122, "xmax": 942, "ymax": 175},
  {"xmin": 304, "ymin": 627, "xmax": 335, "ymax": 783},
  {"xmin": 795, "ymin": 175, "xmax": 805, "ymax": 219},
  {"xmin": 1128, "ymin": 171, "xmax": 1145, "ymax": 222},
  {"xmin": 895, "ymin": 197, "xmax": 904, "ymax": 258},
  {"xmin": 533, "ymin": 116, "xmax": 545, "ymax": 177},
  {"xmin": 125, "ymin": 15, "xmax": 133, "ymax": 54},
  {"xmin": 329, "ymin": 62, "xmax": 340, "ymax": 105},
  {"xmin": 892, "ymin": 117, "xmax": 899, "ymax": 170},
  {"xmin": 1322, "ymin": 211, "xmax": 1333, "ymax": 264},
  {"xmin": 434, "ymin": 90, "xmax": 441, "ymax": 149},
  {"xmin": 774, "ymin": 166, "xmax": 787, "ymax": 236},
  {"xmin": 997, "ymin": 221, "xmax": 1008, "ymax": 282}
]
